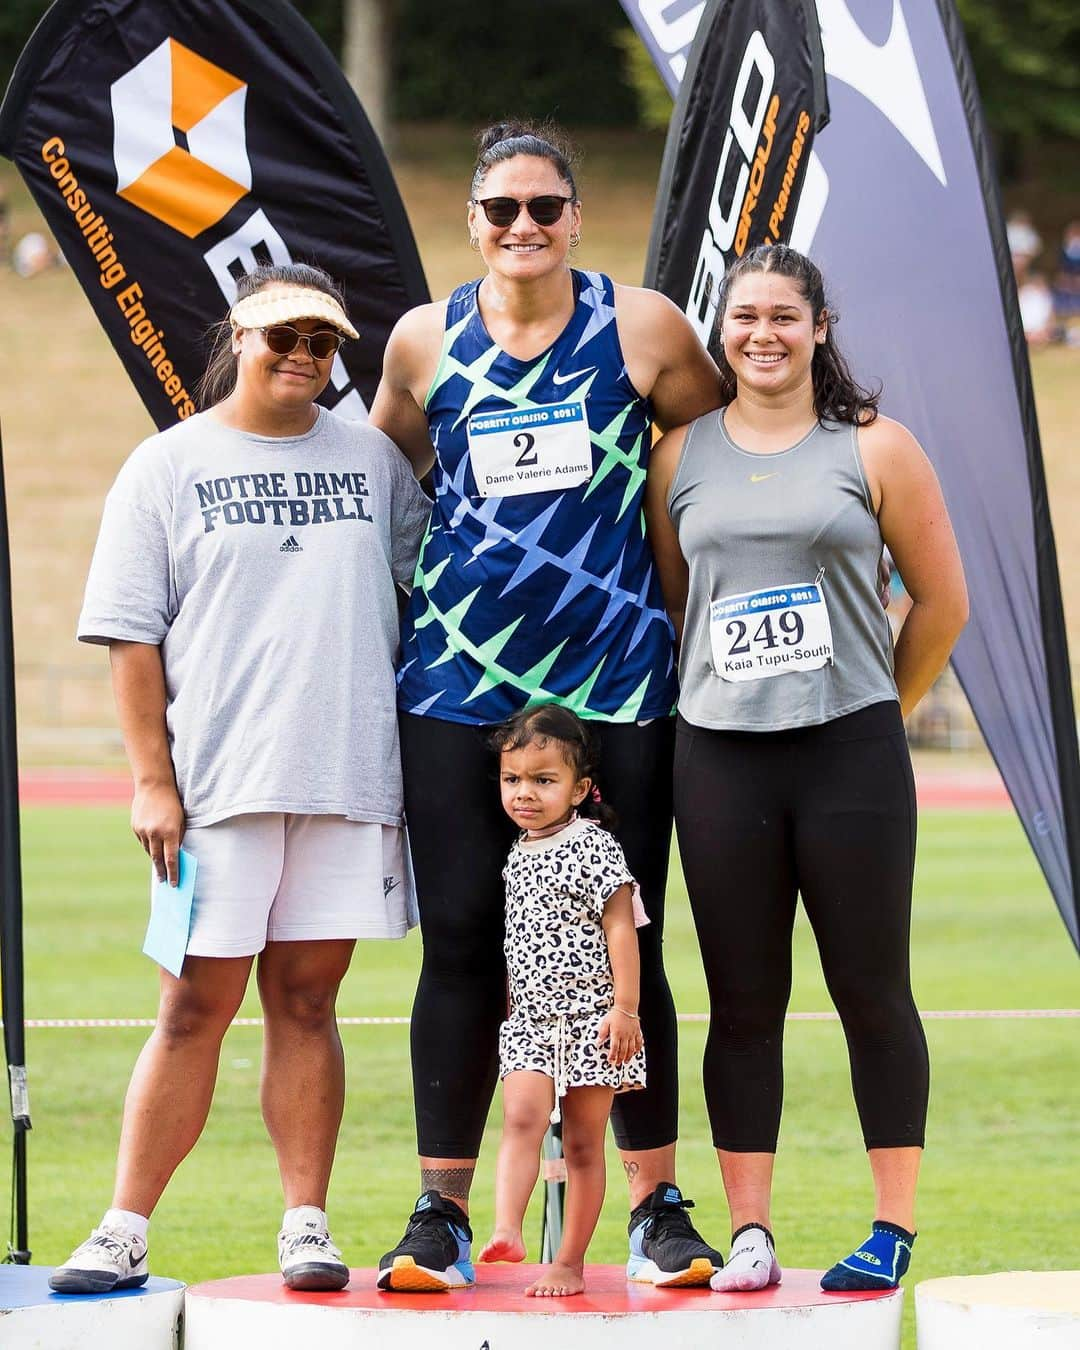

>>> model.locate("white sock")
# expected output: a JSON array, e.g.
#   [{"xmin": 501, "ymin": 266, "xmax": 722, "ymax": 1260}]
[
  {"xmin": 710, "ymin": 1225, "xmax": 781, "ymax": 1292},
  {"xmin": 101, "ymin": 1208, "xmax": 149, "ymax": 1242},
  {"xmin": 282, "ymin": 1205, "xmax": 328, "ymax": 1233}
]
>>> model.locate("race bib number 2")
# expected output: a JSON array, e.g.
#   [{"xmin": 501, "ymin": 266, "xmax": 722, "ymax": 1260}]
[
  {"xmin": 467, "ymin": 402, "xmax": 592, "ymax": 497},
  {"xmin": 711, "ymin": 581, "xmax": 833, "ymax": 682}
]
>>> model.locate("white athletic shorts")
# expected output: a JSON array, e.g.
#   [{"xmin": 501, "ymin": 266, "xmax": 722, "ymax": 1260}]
[{"xmin": 170, "ymin": 814, "xmax": 418, "ymax": 957}]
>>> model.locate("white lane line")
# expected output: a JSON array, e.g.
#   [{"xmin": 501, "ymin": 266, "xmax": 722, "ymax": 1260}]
[{"xmin": 6, "ymin": 1010, "xmax": 1078, "ymax": 1029}]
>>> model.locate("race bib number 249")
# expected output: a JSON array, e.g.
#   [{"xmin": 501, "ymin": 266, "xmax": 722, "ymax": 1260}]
[{"xmin": 710, "ymin": 581, "xmax": 833, "ymax": 682}]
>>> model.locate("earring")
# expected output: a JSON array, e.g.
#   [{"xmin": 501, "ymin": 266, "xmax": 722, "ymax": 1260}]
[
  {"xmin": 469, "ymin": 234, "xmax": 480, "ymax": 251},
  {"xmin": 569, "ymin": 232, "xmax": 581, "ymax": 249}
]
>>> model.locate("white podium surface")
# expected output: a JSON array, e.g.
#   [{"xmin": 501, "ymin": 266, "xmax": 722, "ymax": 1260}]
[{"xmin": 917, "ymin": 1271, "xmax": 1080, "ymax": 1349}]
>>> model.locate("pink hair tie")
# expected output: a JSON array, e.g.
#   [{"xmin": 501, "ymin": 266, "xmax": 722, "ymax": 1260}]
[{"xmin": 590, "ymin": 785, "xmax": 602, "ymax": 803}]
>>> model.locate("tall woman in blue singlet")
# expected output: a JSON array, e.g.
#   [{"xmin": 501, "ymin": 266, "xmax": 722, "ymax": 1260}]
[
  {"xmin": 370, "ymin": 122, "xmax": 724, "ymax": 1291},
  {"xmin": 645, "ymin": 244, "xmax": 968, "ymax": 1295}
]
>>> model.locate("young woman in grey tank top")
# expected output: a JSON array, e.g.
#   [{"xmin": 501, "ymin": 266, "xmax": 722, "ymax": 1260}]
[{"xmin": 645, "ymin": 245, "xmax": 968, "ymax": 1295}]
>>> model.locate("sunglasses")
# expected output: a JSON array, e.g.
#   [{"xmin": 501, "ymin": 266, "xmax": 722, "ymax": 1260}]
[
  {"xmin": 260, "ymin": 325, "xmax": 344, "ymax": 360},
  {"xmin": 471, "ymin": 195, "xmax": 575, "ymax": 228}
]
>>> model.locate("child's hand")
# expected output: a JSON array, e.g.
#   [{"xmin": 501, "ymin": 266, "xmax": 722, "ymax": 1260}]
[{"xmin": 597, "ymin": 1008, "xmax": 643, "ymax": 1065}]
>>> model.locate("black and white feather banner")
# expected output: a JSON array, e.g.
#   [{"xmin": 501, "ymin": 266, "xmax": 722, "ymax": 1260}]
[
  {"xmin": 0, "ymin": 0, "xmax": 429, "ymax": 427},
  {"xmin": 627, "ymin": 0, "xmax": 1080, "ymax": 950}
]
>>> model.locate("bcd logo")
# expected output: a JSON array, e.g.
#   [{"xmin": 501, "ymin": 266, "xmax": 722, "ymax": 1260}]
[
  {"xmin": 111, "ymin": 37, "xmax": 251, "ymax": 238},
  {"xmin": 686, "ymin": 29, "xmax": 775, "ymax": 344}
]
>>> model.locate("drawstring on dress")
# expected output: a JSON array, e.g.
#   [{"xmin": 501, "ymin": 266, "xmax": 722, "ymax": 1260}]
[{"xmin": 549, "ymin": 1015, "xmax": 569, "ymax": 1124}]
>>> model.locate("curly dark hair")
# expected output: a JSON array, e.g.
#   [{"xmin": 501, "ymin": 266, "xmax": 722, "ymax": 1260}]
[
  {"xmin": 489, "ymin": 703, "xmax": 616, "ymax": 832},
  {"xmin": 715, "ymin": 244, "xmax": 880, "ymax": 426}
]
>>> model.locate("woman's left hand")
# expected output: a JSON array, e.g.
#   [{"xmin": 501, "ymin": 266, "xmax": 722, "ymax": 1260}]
[{"xmin": 597, "ymin": 1008, "xmax": 644, "ymax": 1065}]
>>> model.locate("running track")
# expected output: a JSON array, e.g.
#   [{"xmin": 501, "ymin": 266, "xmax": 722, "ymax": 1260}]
[{"xmin": 17, "ymin": 767, "xmax": 1013, "ymax": 810}]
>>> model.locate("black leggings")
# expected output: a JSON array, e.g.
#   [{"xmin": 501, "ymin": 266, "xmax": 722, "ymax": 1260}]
[
  {"xmin": 673, "ymin": 701, "xmax": 928, "ymax": 1152},
  {"xmin": 402, "ymin": 712, "xmax": 678, "ymax": 1157}
]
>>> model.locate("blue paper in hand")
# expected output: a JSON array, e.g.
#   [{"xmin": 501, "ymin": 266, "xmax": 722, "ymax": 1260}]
[{"xmin": 143, "ymin": 848, "xmax": 198, "ymax": 978}]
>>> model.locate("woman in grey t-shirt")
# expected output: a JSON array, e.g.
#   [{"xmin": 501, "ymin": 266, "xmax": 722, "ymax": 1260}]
[
  {"xmin": 53, "ymin": 264, "xmax": 430, "ymax": 1295},
  {"xmin": 645, "ymin": 245, "xmax": 967, "ymax": 1296}
]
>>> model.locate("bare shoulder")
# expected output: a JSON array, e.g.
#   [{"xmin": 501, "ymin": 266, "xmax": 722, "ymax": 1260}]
[
  {"xmin": 386, "ymin": 299, "xmax": 448, "ymax": 360},
  {"xmin": 857, "ymin": 413, "xmax": 942, "ymax": 517},
  {"xmin": 381, "ymin": 298, "xmax": 449, "ymax": 398},
  {"xmin": 613, "ymin": 283, "xmax": 718, "ymax": 423},
  {"xmin": 613, "ymin": 282, "xmax": 691, "ymax": 337},
  {"xmin": 857, "ymin": 413, "xmax": 924, "ymax": 464},
  {"xmin": 651, "ymin": 422, "xmax": 690, "ymax": 477},
  {"xmin": 646, "ymin": 423, "xmax": 691, "ymax": 506}
]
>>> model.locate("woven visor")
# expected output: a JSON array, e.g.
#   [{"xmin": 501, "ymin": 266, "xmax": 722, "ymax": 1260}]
[{"xmin": 229, "ymin": 286, "xmax": 358, "ymax": 339}]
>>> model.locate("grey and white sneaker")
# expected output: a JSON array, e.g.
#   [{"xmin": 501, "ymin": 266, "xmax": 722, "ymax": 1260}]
[
  {"xmin": 49, "ymin": 1223, "xmax": 149, "ymax": 1294},
  {"xmin": 278, "ymin": 1207, "xmax": 350, "ymax": 1292}
]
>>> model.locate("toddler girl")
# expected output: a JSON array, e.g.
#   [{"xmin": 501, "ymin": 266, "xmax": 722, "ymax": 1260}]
[{"xmin": 478, "ymin": 705, "xmax": 646, "ymax": 1296}]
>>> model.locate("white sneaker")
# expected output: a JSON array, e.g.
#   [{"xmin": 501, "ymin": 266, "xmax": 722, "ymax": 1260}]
[
  {"xmin": 49, "ymin": 1223, "xmax": 149, "ymax": 1294},
  {"xmin": 278, "ymin": 1207, "xmax": 350, "ymax": 1291}
]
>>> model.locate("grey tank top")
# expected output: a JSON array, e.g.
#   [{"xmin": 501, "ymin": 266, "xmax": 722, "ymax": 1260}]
[{"xmin": 669, "ymin": 409, "xmax": 897, "ymax": 731}]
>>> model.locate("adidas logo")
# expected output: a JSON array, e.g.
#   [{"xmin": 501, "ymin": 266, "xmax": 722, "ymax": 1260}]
[{"xmin": 279, "ymin": 535, "xmax": 302, "ymax": 553}]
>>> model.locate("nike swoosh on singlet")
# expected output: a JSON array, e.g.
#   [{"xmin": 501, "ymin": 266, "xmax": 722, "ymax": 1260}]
[
  {"xmin": 551, "ymin": 366, "xmax": 598, "ymax": 385},
  {"xmin": 750, "ymin": 472, "xmax": 779, "ymax": 483}
]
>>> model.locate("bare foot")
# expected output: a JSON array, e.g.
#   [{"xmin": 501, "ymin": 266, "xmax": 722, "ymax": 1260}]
[
  {"xmin": 525, "ymin": 1262, "xmax": 585, "ymax": 1297},
  {"xmin": 479, "ymin": 1229, "xmax": 527, "ymax": 1263}
]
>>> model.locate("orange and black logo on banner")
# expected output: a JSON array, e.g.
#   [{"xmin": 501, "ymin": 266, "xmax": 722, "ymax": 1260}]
[
  {"xmin": 645, "ymin": 0, "xmax": 828, "ymax": 354},
  {"xmin": 0, "ymin": 0, "xmax": 428, "ymax": 428}
]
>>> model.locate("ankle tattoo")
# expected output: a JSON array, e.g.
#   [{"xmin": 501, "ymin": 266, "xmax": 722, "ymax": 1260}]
[{"xmin": 421, "ymin": 1166, "xmax": 475, "ymax": 1205}]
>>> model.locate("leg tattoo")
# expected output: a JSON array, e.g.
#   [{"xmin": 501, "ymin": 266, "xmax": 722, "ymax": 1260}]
[{"xmin": 421, "ymin": 1166, "xmax": 475, "ymax": 1207}]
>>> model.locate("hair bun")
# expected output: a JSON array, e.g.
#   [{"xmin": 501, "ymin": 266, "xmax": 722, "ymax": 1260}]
[
  {"xmin": 470, "ymin": 121, "xmax": 578, "ymax": 200},
  {"xmin": 476, "ymin": 121, "xmax": 530, "ymax": 155}
]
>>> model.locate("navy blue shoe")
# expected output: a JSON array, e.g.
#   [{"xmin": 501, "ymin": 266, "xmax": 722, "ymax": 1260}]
[
  {"xmin": 626, "ymin": 1182, "xmax": 722, "ymax": 1287},
  {"xmin": 377, "ymin": 1191, "xmax": 475, "ymax": 1292},
  {"xmin": 820, "ymin": 1221, "xmax": 915, "ymax": 1292}
]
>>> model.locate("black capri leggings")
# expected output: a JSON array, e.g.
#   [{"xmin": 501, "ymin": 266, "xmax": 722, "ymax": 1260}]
[
  {"xmin": 673, "ymin": 700, "xmax": 928, "ymax": 1152},
  {"xmin": 402, "ymin": 711, "xmax": 679, "ymax": 1157}
]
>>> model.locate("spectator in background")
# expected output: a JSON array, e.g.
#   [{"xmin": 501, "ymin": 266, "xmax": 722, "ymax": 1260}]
[
  {"xmin": 12, "ymin": 231, "xmax": 57, "ymax": 278},
  {"xmin": 1052, "ymin": 219, "xmax": 1080, "ymax": 320},
  {"xmin": 1006, "ymin": 209, "xmax": 1042, "ymax": 278},
  {"xmin": 1018, "ymin": 271, "xmax": 1060, "ymax": 348}
]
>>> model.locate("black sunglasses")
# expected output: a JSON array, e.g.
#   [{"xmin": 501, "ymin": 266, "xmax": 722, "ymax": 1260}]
[
  {"xmin": 261, "ymin": 325, "xmax": 344, "ymax": 361},
  {"xmin": 471, "ymin": 195, "xmax": 575, "ymax": 228}
]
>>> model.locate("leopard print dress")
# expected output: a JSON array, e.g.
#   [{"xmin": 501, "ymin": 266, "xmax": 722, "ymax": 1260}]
[{"xmin": 498, "ymin": 816, "xmax": 647, "ymax": 1115}]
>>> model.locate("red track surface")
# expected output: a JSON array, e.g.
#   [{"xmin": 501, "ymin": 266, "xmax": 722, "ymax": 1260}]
[{"xmin": 18, "ymin": 769, "xmax": 1011, "ymax": 810}]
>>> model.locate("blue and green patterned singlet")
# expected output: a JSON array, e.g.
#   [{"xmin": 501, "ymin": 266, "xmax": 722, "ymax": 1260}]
[{"xmin": 397, "ymin": 269, "xmax": 677, "ymax": 726}]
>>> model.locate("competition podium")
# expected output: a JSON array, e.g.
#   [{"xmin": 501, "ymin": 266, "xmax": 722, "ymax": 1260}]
[
  {"xmin": 916, "ymin": 1271, "xmax": 1080, "ymax": 1348},
  {"xmin": 1, "ymin": 1260, "xmax": 907, "ymax": 1347},
  {"xmin": 185, "ymin": 1264, "xmax": 903, "ymax": 1350},
  {"xmin": 0, "ymin": 1265, "xmax": 184, "ymax": 1349}
]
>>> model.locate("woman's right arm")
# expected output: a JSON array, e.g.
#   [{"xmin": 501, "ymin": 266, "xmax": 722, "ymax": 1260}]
[
  {"xmin": 110, "ymin": 640, "xmax": 184, "ymax": 887},
  {"xmin": 369, "ymin": 303, "xmax": 446, "ymax": 478},
  {"xmin": 644, "ymin": 425, "xmax": 691, "ymax": 650}
]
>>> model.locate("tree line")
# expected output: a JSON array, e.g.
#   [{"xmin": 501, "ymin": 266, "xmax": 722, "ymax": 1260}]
[{"xmin": 1, "ymin": 0, "xmax": 1076, "ymax": 181}]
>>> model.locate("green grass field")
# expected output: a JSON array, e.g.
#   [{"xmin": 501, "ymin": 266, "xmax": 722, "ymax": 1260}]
[
  {"xmin": 0, "ymin": 123, "xmax": 1078, "ymax": 1344},
  {"xmin": 6, "ymin": 803, "xmax": 1079, "ymax": 1345}
]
